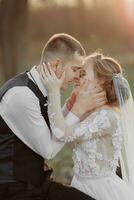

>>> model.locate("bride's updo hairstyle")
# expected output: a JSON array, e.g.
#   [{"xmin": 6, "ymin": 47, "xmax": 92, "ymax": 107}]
[{"xmin": 85, "ymin": 52, "xmax": 130, "ymax": 106}]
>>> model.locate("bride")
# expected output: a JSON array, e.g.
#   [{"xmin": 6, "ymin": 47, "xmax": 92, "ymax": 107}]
[{"xmin": 40, "ymin": 52, "xmax": 134, "ymax": 200}]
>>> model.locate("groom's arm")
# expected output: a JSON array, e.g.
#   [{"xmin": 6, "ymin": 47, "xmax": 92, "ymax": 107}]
[{"xmin": 0, "ymin": 87, "xmax": 77, "ymax": 160}]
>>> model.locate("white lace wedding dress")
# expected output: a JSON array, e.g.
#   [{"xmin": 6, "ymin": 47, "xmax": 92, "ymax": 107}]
[{"xmin": 48, "ymin": 95, "xmax": 134, "ymax": 200}]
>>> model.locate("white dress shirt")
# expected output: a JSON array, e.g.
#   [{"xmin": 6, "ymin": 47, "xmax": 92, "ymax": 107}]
[{"xmin": 0, "ymin": 66, "xmax": 79, "ymax": 159}]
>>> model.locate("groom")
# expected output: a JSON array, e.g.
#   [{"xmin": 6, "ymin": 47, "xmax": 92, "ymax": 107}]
[{"xmin": 0, "ymin": 33, "xmax": 106, "ymax": 200}]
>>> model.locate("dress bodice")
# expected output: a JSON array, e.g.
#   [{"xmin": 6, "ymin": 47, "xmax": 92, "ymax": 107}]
[
  {"xmin": 48, "ymin": 102, "xmax": 122, "ymax": 178},
  {"xmin": 72, "ymin": 109, "xmax": 122, "ymax": 177}
]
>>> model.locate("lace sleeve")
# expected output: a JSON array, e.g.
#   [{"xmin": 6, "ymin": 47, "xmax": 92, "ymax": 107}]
[{"xmin": 48, "ymin": 93, "xmax": 118, "ymax": 143}]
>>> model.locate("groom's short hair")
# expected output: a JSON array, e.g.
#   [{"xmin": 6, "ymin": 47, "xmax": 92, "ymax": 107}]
[{"xmin": 40, "ymin": 33, "xmax": 86, "ymax": 65}]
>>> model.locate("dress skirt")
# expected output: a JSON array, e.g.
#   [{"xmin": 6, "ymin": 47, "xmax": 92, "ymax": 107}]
[{"xmin": 71, "ymin": 174, "xmax": 134, "ymax": 200}]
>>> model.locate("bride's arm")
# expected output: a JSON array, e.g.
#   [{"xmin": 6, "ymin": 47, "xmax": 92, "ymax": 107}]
[
  {"xmin": 48, "ymin": 91, "xmax": 82, "ymax": 142},
  {"xmin": 62, "ymin": 103, "xmax": 69, "ymax": 117},
  {"xmin": 48, "ymin": 92, "xmax": 117, "ymax": 143}
]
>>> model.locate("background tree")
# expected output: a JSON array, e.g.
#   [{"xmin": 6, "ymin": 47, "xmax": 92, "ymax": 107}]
[{"xmin": 0, "ymin": 0, "xmax": 28, "ymax": 82}]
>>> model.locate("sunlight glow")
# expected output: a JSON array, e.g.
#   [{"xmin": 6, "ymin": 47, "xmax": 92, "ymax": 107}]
[
  {"xmin": 29, "ymin": 0, "xmax": 77, "ymax": 7},
  {"xmin": 29, "ymin": 0, "xmax": 93, "ymax": 8},
  {"xmin": 125, "ymin": 0, "xmax": 134, "ymax": 18}
]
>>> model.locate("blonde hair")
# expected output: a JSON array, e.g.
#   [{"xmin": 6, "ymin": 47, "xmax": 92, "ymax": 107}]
[
  {"xmin": 40, "ymin": 33, "xmax": 86, "ymax": 65},
  {"xmin": 85, "ymin": 52, "xmax": 129, "ymax": 106}
]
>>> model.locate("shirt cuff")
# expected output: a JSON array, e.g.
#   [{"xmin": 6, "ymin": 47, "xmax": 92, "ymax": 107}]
[
  {"xmin": 65, "ymin": 112, "xmax": 80, "ymax": 126},
  {"xmin": 62, "ymin": 104, "xmax": 69, "ymax": 117}
]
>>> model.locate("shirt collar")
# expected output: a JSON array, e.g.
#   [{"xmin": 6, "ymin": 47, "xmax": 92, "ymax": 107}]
[{"xmin": 27, "ymin": 66, "xmax": 47, "ymax": 97}]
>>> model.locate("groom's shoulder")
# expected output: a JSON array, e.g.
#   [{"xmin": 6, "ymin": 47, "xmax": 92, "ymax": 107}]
[{"xmin": 1, "ymin": 86, "xmax": 38, "ymax": 103}]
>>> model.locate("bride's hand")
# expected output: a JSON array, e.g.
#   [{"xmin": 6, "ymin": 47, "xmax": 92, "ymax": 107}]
[
  {"xmin": 71, "ymin": 80, "xmax": 107, "ymax": 117},
  {"xmin": 40, "ymin": 62, "xmax": 65, "ymax": 94}
]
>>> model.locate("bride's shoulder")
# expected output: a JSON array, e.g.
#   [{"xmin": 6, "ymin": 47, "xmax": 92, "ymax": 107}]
[{"xmin": 89, "ymin": 107, "xmax": 120, "ymax": 122}]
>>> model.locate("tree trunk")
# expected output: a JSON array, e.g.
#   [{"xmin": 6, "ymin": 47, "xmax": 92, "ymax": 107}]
[{"xmin": 0, "ymin": 0, "xmax": 28, "ymax": 82}]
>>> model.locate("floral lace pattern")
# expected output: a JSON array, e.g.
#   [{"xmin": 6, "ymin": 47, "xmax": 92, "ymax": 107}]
[
  {"xmin": 48, "ymin": 101, "xmax": 123, "ymax": 178},
  {"xmin": 72, "ymin": 109, "xmax": 122, "ymax": 177},
  {"xmin": 108, "ymin": 115, "xmax": 122, "ymax": 172}
]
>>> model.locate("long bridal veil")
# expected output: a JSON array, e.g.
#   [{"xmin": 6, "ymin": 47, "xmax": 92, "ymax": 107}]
[{"xmin": 113, "ymin": 74, "xmax": 134, "ymax": 189}]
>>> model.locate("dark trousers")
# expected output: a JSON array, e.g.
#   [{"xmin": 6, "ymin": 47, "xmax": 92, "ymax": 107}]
[{"xmin": 0, "ymin": 180, "xmax": 95, "ymax": 200}]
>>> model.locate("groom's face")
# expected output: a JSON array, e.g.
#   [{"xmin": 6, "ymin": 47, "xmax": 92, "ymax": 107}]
[{"xmin": 61, "ymin": 56, "xmax": 83, "ymax": 90}]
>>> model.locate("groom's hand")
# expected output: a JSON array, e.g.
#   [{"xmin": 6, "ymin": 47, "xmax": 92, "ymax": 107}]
[
  {"xmin": 71, "ymin": 80, "xmax": 107, "ymax": 118},
  {"xmin": 40, "ymin": 62, "xmax": 65, "ymax": 93}
]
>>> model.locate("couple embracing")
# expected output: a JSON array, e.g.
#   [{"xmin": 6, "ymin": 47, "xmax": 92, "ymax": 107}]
[{"xmin": 0, "ymin": 33, "xmax": 134, "ymax": 200}]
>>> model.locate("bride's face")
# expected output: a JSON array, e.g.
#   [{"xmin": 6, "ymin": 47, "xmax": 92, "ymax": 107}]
[
  {"xmin": 81, "ymin": 59, "xmax": 105, "ymax": 85},
  {"xmin": 80, "ymin": 58, "xmax": 105, "ymax": 88},
  {"xmin": 81, "ymin": 59, "xmax": 97, "ymax": 83}
]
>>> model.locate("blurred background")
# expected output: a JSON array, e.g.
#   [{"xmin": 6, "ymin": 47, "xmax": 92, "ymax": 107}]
[{"xmin": 0, "ymin": 0, "xmax": 134, "ymax": 184}]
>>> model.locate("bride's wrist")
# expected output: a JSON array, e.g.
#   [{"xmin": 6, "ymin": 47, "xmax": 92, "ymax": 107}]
[{"xmin": 71, "ymin": 104, "xmax": 85, "ymax": 118}]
